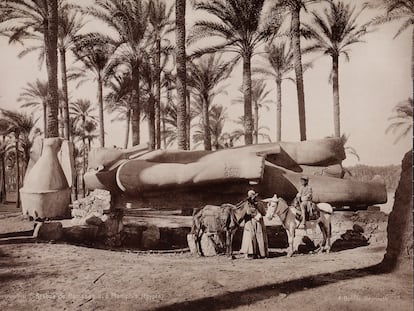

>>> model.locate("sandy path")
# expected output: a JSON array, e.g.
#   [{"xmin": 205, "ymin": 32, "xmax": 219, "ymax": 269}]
[{"xmin": 0, "ymin": 242, "xmax": 411, "ymax": 311}]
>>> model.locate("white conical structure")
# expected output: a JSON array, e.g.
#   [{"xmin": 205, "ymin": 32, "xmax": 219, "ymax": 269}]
[{"xmin": 20, "ymin": 138, "xmax": 71, "ymax": 219}]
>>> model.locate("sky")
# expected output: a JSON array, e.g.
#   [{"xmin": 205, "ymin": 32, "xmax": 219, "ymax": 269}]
[{"xmin": 0, "ymin": 0, "xmax": 412, "ymax": 167}]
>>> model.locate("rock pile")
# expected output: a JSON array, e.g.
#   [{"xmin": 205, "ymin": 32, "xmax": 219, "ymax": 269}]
[
  {"xmin": 331, "ymin": 210, "xmax": 388, "ymax": 246},
  {"xmin": 331, "ymin": 224, "xmax": 369, "ymax": 252},
  {"xmin": 66, "ymin": 190, "xmax": 123, "ymax": 247},
  {"xmin": 71, "ymin": 189, "xmax": 111, "ymax": 220}
]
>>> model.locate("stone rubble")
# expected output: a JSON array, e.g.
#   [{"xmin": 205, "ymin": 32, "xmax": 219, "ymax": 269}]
[
  {"xmin": 71, "ymin": 189, "xmax": 112, "ymax": 220},
  {"xmin": 66, "ymin": 190, "xmax": 123, "ymax": 247}
]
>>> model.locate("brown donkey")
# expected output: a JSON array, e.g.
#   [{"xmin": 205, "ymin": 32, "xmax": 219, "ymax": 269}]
[{"xmin": 191, "ymin": 202, "xmax": 252, "ymax": 258}]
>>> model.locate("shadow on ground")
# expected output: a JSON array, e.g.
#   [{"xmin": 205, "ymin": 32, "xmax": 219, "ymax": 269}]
[{"xmin": 149, "ymin": 263, "xmax": 386, "ymax": 311}]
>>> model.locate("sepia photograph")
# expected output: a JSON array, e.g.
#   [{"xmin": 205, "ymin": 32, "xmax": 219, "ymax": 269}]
[{"xmin": 0, "ymin": 0, "xmax": 412, "ymax": 310}]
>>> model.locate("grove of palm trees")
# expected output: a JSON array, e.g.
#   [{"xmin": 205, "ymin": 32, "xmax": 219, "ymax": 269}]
[
  {"xmin": 0, "ymin": 0, "xmax": 411, "ymax": 151},
  {"xmin": 0, "ymin": 0, "xmax": 412, "ymax": 310}
]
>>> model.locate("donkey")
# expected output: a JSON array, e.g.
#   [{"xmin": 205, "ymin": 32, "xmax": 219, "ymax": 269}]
[
  {"xmin": 191, "ymin": 202, "xmax": 252, "ymax": 258},
  {"xmin": 265, "ymin": 197, "xmax": 333, "ymax": 257}
]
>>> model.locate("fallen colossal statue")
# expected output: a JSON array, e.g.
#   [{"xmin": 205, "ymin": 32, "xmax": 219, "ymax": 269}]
[{"xmin": 84, "ymin": 138, "xmax": 387, "ymax": 209}]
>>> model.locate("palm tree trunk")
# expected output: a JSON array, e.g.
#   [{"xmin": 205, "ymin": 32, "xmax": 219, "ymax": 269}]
[
  {"xmin": 412, "ymin": 27, "xmax": 414, "ymax": 94},
  {"xmin": 97, "ymin": 75, "xmax": 105, "ymax": 147},
  {"xmin": 82, "ymin": 137, "xmax": 86, "ymax": 198},
  {"xmin": 148, "ymin": 95, "xmax": 156, "ymax": 150},
  {"xmin": 73, "ymin": 172, "xmax": 78, "ymax": 201},
  {"xmin": 162, "ymin": 113, "xmax": 167, "ymax": 149},
  {"xmin": 45, "ymin": 0, "xmax": 59, "ymax": 138},
  {"xmin": 82, "ymin": 169, "xmax": 86, "ymax": 198},
  {"xmin": 124, "ymin": 108, "xmax": 131, "ymax": 149},
  {"xmin": 155, "ymin": 38, "xmax": 161, "ymax": 149},
  {"xmin": 131, "ymin": 67, "xmax": 141, "ymax": 146},
  {"xmin": 43, "ymin": 102, "xmax": 47, "ymax": 137},
  {"xmin": 291, "ymin": 7, "xmax": 306, "ymax": 141},
  {"xmin": 15, "ymin": 134, "xmax": 20, "ymax": 209},
  {"xmin": 0, "ymin": 136, "xmax": 5, "ymax": 203},
  {"xmin": 202, "ymin": 95, "xmax": 212, "ymax": 151},
  {"xmin": 254, "ymin": 100, "xmax": 259, "ymax": 144},
  {"xmin": 161, "ymin": 100, "xmax": 167, "ymax": 149},
  {"xmin": 60, "ymin": 47, "xmax": 70, "ymax": 141},
  {"xmin": 186, "ymin": 91, "xmax": 191, "ymax": 149},
  {"xmin": 0, "ymin": 162, "xmax": 2, "ymax": 204},
  {"xmin": 242, "ymin": 54, "xmax": 254, "ymax": 145},
  {"xmin": 81, "ymin": 117, "xmax": 87, "ymax": 198},
  {"xmin": 214, "ymin": 140, "xmax": 220, "ymax": 151},
  {"xmin": 276, "ymin": 78, "xmax": 282, "ymax": 142},
  {"xmin": 175, "ymin": 0, "xmax": 187, "ymax": 150},
  {"xmin": 0, "ymin": 156, "xmax": 6, "ymax": 203},
  {"xmin": 332, "ymin": 54, "xmax": 340, "ymax": 137},
  {"xmin": 59, "ymin": 106, "xmax": 64, "ymax": 137}
]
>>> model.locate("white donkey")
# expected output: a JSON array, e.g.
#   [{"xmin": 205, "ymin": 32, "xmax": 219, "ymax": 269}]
[{"xmin": 264, "ymin": 195, "xmax": 333, "ymax": 257}]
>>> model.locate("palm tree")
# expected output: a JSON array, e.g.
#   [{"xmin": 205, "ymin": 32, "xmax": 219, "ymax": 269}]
[
  {"xmin": 18, "ymin": 80, "xmax": 49, "ymax": 135},
  {"xmin": 58, "ymin": 7, "xmax": 87, "ymax": 140},
  {"xmin": 148, "ymin": 0, "xmax": 174, "ymax": 149},
  {"xmin": 230, "ymin": 116, "xmax": 272, "ymax": 144},
  {"xmin": 68, "ymin": 116, "xmax": 83, "ymax": 200},
  {"xmin": 370, "ymin": 0, "xmax": 414, "ymax": 92},
  {"xmin": 161, "ymin": 102, "xmax": 178, "ymax": 148},
  {"xmin": 13, "ymin": 32, "xmax": 45, "ymax": 69},
  {"xmin": 386, "ymin": 98, "xmax": 413, "ymax": 143},
  {"xmin": 72, "ymin": 34, "xmax": 115, "ymax": 147},
  {"xmin": 0, "ymin": 109, "xmax": 38, "ymax": 208},
  {"xmin": 175, "ymin": 0, "xmax": 188, "ymax": 149},
  {"xmin": 208, "ymin": 105, "xmax": 228, "ymax": 150},
  {"xmin": 105, "ymin": 72, "xmax": 134, "ymax": 149},
  {"xmin": 46, "ymin": 0, "xmax": 59, "ymax": 138},
  {"xmin": 70, "ymin": 99, "xmax": 98, "ymax": 142},
  {"xmin": 193, "ymin": 105, "xmax": 229, "ymax": 150},
  {"xmin": 84, "ymin": 0, "xmax": 150, "ymax": 146},
  {"xmin": 187, "ymin": 54, "xmax": 236, "ymax": 150},
  {"xmin": 255, "ymin": 40, "xmax": 314, "ymax": 141},
  {"xmin": 70, "ymin": 99, "xmax": 97, "ymax": 197},
  {"xmin": 83, "ymin": 121, "xmax": 98, "ymax": 151},
  {"xmin": 12, "ymin": 4, "xmax": 86, "ymax": 140},
  {"xmin": 233, "ymin": 79, "xmax": 272, "ymax": 144},
  {"xmin": 162, "ymin": 67, "xmax": 194, "ymax": 148},
  {"xmin": 139, "ymin": 54, "xmax": 158, "ymax": 150},
  {"xmin": 303, "ymin": 0, "xmax": 370, "ymax": 137},
  {"xmin": 161, "ymin": 70, "xmax": 176, "ymax": 148},
  {"xmin": 0, "ymin": 0, "xmax": 60, "ymax": 138},
  {"xmin": 273, "ymin": 0, "xmax": 318, "ymax": 141},
  {"xmin": 255, "ymin": 41, "xmax": 294, "ymax": 141},
  {"xmin": 0, "ymin": 138, "xmax": 8, "ymax": 203},
  {"xmin": 189, "ymin": 0, "xmax": 281, "ymax": 145},
  {"xmin": 250, "ymin": 80, "xmax": 272, "ymax": 144},
  {"xmin": 161, "ymin": 95, "xmax": 198, "ymax": 148}
]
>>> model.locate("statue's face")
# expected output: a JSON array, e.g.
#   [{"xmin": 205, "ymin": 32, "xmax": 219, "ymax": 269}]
[{"xmin": 301, "ymin": 179, "xmax": 307, "ymax": 186}]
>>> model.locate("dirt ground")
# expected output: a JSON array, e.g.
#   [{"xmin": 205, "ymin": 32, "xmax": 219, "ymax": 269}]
[
  {"xmin": 0, "ymin": 242, "xmax": 412, "ymax": 310},
  {"xmin": 0, "ymin": 198, "xmax": 412, "ymax": 311}
]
